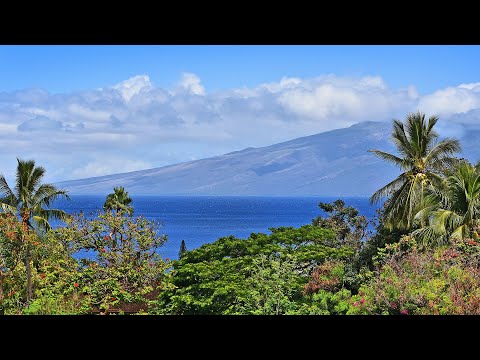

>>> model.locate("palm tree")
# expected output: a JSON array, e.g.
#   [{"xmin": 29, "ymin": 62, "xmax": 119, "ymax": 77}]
[
  {"xmin": 0, "ymin": 158, "xmax": 70, "ymax": 300},
  {"xmin": 103, "ymin": 186, "xmax": 133, "ymax": 215},
  {"xmin": 369, "ymin": 111, "xmax": 461, "ymax": 230},
  {"xmin": 413, "ymin": 161, "xmax": 480, "ymax": 246}
]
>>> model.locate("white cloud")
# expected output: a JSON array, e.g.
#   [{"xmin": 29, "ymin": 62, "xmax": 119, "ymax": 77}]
[
  {"xmin": 276, "ymin": 75, "xmax": 416, "ymax": 124},
  {"xmin": 175, "ymin": 73, "xmax": 206, "ymax": 96},
  {"xmin": 112, "ymin": 75, "xmax": 153, "ymax": 102},
  {"xmin": 71, "ymin": 158, "xmax": 152, "ymax": 179},
  {"xmin": 18, "ymin": 115, "xmax": 63, "ymax": 132},
  {"xmin": 418, "ymin": 83, "xmax": 480, "ymax": 116},
  {"xmin": 0, "ymin": 73, "xmax": 479, "ymax": 182}
]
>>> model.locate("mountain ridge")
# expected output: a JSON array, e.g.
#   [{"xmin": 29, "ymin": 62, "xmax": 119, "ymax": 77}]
[{"xmin": 56, "ymin": 121, "xmax": 480, "ymax": 196}]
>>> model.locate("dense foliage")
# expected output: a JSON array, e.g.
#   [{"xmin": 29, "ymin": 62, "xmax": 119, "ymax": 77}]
[
  {"xmin": 155, "ymin": 225, "xmax": 352, "ymax": 314},
  {"xmin": 1, "ymin": 111, "xmax": 480, "ymax": 314}
]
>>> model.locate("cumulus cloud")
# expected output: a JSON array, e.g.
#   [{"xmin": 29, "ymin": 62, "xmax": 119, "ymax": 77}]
[
  {"xmin": 175, "ymin": 73, "xmax": 206, "ymax": 96},
  {"xmin": 112, "ymin": 75, "xmax": 153, "ymax": 102},
  {"xmin": 0, "ymin": 73, "xmax": 479, "ymax": 182},
  {"xmin": 18, "ymin": 115, "xmax": 63, "ymax": 132},
  {"xmin": 418, "ymin": 82, "xmax": 480, "ymax": 116}
]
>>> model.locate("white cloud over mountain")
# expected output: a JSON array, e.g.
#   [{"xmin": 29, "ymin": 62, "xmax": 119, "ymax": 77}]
[{"xmin": 0, "ymin": 73, "xmax": 479, "ymax": 183}]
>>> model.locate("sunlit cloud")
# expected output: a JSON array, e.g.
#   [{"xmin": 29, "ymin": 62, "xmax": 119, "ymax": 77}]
[{"xmin": 0, "ymin": 73, "xmax": 478, "ymax": 183}]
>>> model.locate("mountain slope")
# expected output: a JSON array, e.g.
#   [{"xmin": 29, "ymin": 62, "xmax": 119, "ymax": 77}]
[{"xmin": 56, "ymin": 121, "xmax": 480, "ymax": 196}]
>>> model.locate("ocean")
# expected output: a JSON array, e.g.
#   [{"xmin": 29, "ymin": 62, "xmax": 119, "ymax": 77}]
[{"xmin": 50, "ymin": 195, "xmax": 380, "ymax": 260}]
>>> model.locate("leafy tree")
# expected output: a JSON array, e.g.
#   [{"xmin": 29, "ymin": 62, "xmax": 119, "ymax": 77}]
[
  {"xmin": 51, "ymin": 210, "xmax": 170, "ymax": 313},
  {"xmin": 349, "ymin": 235, "xmax": 480, "ymax": 315},
  {"xmin": 156, "ymin": 225, "xmax": 358, "ymax": 314},
  {"xmin": 355, "ymin": 204, "xmax": 408, "ymax": 271},
  {"xmin": 103, "ymin": 186, "xmax": 133, "ymax": 216},
  {"xmin": 313, "ymin": 199, "xmax": 368, "ymax": 250},
  {"xmin": 240, "ymin": 254, "xmax": 302, "ymax": 315},
  {"xmin": 413, "ymin": 160, "xmax": 480, "ymax": 245},
  {"xmin": 0, "ymin": 158, "xmax": 69, "ymax": 300},
  {"xmin": 178, "ymin": 240, "xmax": 187, "ymax": 259},
  {"xmin": 369, "ymin": 112, "xmax": 460, "ymax": 231},
  {"xmin": 0, "ymin": 214, "xmax": 35, "ymax": 312},
  {"xmin": 0, "ymin": 213, "xmax": 78, "ymax": 314},
  {"xmin": 298, "ymin": 259, "xmax": 356, "ymax": 315}
]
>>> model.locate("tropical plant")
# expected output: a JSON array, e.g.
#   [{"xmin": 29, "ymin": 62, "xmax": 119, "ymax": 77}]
[
  {"xmin": 50, "ymin": 210, "xmax": 170, "ymax": 314},
  {"xmin": 155, "ymin": 224, "xmax": 356, "ymax": 315},
  {"xmin": 240, "ymin": 254, "xmax": 302, "ymax": 315},
  {"xmin": 413, "ymin": 160, "xmax": 480, "ymax": 245},
  {"xmin": 0, "ymin": 158, "xmax": 69, "ymax": 300},
  {"xmin": 369, "ymin": 111, "xmax": 460, "ymax": 230},
  {"xmin": 178, "ymin": 240, "xmax": 187, "ymax": 259},
  {"xmin": 103, "ymin": 186, "xmax": 133, "ymax": 215},
  {"xmin": 351, "ymin": 236, "xmax": 480, "ymax": 315},
  {"xmin": 313, "ymin": 199, "xmax": 369, "ymax": 249}
]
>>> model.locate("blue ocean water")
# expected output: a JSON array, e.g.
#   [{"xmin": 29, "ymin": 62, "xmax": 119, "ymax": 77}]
[{"xmin": 50, "ymin": 196, "xmax": 380, "ymax": 260}]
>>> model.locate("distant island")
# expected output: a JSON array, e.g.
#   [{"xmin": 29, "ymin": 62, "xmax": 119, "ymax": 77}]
[
  {"xmin": 1, "ymin": 111, "xmax": 480, "ymax": 315},
  {"xmin": 55, "ymin": 120, "xmax": 480, "ymax": 197}
]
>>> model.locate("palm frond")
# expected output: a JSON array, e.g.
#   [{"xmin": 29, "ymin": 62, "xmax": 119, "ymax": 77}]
[
  {"xmin": 29, "ymin": 166, "xmax": 46, "ymax": 193},
  {"xmin": 370, "ymin": 173, "xmax": 406, "ymax": 204},
  {"xmin": 368, "ymin": 150, "xmax": 407, "ymax": 169},
  {"xmin": 15, "ymin": 158, "xmax": 36, "ymax": 202},
  {"xmin": 426, "ymin": 115, "xmax": 439, "ymax": 135},
  {"xmin": 392, "ymin": 120, "xmax": 414, "ymax": 158},
  {"xmin": 0, "ymin": 175, "xmax": 15, "ymax": 199},
  {"xmin": 0, "ymin": 202, "xmax": 17, "ymax": 214},
  {"xmin": 425, "ymin": 138, "xmax": 461, "ymax": 167},
  {"xmin": 33, "ymin": 184, "xmax": 69, "ymax": 207},
  {"xmin": 411, "ymin": 226, "xmax": 444, "ymax": 247},
  {"xmin": 406, "ymin": 112, "xmax": 423, "ymax": 155},
  {"xmin": 32, "ymin": 208, "xmax": 69, "ymax": 231},
  {"xmin": 32, "ymin": 215, "xmax": 51, "ymax": 231},
  {"xmin": 451, "ymin": 225, "xmax": 468, "ymax": 242}
]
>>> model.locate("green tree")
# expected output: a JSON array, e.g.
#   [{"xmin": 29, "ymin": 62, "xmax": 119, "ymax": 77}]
[
  {"xmin": 369, "ymin": 112, "xmax": 460, "ymax": 231},
  {"xmin": 240, "ymin": 254, "xmax": 301, "ymax": 315},
  {"xmin": 313, "ymin": 199, "xmax": 368, "ymax": 250},
  {"xmin": 413, "ymin": 160, "xmax": 480, "ymax": 245},
  {"xmin": 51, "ymin": 210, "xmax": 169, "ymax": 314},
  {"xmin": 178, "ymin": 240, "xmax": 187, "ymax": 259},
  {"xmin": 156, "ymin": 225, "xmax": 357, "ymax": 315},
  {"xmin": 103, "ymin": 186, "xmax": 133, "ymax": 215},
  {"xmin": 0, "ymin": 158, "xmax": 69, "ymax": 300}
]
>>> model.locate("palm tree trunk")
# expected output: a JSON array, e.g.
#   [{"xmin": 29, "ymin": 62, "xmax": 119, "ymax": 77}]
[
  {"xmin": 0, "ymin": 278, "xmax": 4, "ymax": 315},
  {"xmin": 0, "ymin": 273, "xmax": 4, "ymax": 308},
  {"xmin": 25, "ymin": 244, "xmax": 33, "ymax": 301}
]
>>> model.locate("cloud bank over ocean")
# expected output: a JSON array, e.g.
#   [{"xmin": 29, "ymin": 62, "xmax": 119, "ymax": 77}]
[{"xmin": 0, "ymin": 73, "xmax": 479, "ymax": 182}]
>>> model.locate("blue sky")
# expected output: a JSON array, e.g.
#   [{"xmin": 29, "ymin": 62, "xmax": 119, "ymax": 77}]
[
  {"xmin": 0, "ymin": 45, "xmax": 480, "ymax": 183},
  {"xmin": 1, "ymin": 45, "xmax": 480, "ymax": 94}
]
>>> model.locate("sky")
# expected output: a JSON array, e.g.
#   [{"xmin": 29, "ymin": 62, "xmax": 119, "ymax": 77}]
[{"xmin": 1, "ymin": 45, "xmax": 480, "ymax": 183}]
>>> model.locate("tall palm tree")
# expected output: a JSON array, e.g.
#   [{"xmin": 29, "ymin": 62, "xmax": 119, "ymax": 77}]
[
  {"xmin": 0, "ymin": 158, "xmax": 70, "ymax": 300},
  {"xmin": 413, "ymin": 161, "xmax": 480, "ymax": 246},
  {"xmin": 103, "ymin": 186, "xmax": 133, "ymax": 215},
  {"xmin": 369, "ymin": 111, "xmax": 461, "ymax": 230}
]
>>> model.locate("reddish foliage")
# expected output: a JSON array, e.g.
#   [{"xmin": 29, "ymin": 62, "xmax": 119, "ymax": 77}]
[
  {"xmin": 304, "ymin": 261, "xmax": 342, "ymax": 295},
  {"xmin": 465, "ymin": 239, "xmax": 477, "ymax": 246}
]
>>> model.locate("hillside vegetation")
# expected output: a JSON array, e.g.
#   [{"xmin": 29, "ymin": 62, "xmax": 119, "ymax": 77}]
[{"xmin": 1, "ymin": 111, "xmax": 480, "ymax": 315}]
